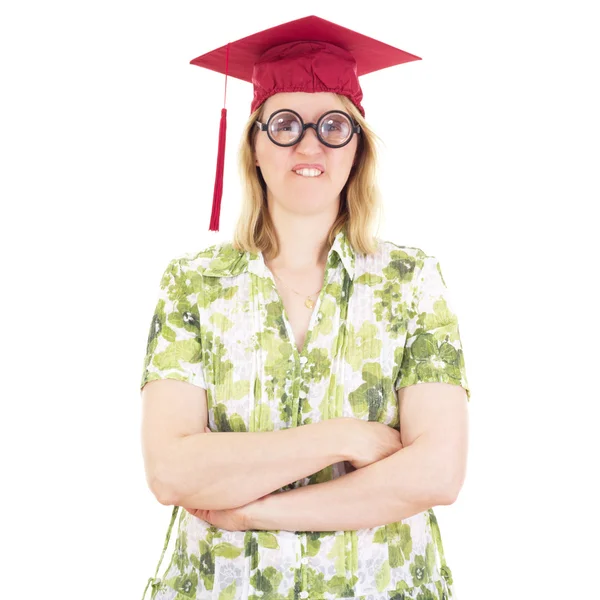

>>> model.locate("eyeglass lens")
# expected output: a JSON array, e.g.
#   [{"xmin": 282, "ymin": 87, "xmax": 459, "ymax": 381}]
[{"xmin": 268, "ymin": 111, "xmax": 353, "ymax": 147}]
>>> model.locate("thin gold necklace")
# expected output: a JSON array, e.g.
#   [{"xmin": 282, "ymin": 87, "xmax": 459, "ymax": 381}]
[{"xmin": 269, "ymin": 269, "xmax": 322, "ymax": 309}]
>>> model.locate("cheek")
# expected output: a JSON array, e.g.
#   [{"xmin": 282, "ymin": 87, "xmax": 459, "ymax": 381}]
[
  {"xmin": 257, "ymin": 146, "xmax": 291, "ymax": 176},
  {"xmin": 330, "ymin": 150, "xmax": 356, "ymax": 177}
]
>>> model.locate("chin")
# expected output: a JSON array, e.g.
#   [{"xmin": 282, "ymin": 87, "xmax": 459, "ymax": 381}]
[{"xmin": 283, "ymin": 194, "xmax": 340, "ymax": 211}]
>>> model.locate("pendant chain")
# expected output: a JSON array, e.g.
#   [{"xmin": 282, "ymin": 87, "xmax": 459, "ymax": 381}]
[{"xmin": 269, "ymin": 269, "xmax": 322, "ymax": 309}]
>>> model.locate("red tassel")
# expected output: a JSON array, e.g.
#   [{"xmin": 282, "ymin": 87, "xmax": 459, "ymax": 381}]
[{"xmin": 209, "ymin": 107, "xmax": 227, "ymax": 231}]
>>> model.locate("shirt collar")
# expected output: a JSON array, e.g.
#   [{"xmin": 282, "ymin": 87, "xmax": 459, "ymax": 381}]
[
  {"xmin": 247, "ymin": 227, "xmax": 355, "ymax": 282},
  {"xmin": 198, "ymin": 227, "xmax": 355, "ymax": 281}
]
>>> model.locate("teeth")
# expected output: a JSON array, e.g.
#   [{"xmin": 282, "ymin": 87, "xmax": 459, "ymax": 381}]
[{"xmin": 295, "ymin": 168, "xmax": 322, "ymax": 177}]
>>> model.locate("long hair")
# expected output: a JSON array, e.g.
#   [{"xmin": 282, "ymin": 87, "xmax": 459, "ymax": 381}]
[{"xmin": 231, "ymin": 94, "xmax": 383, "ymax": 260}]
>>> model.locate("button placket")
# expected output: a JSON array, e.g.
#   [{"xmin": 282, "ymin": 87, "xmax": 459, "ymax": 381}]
[
  {"xmin": 296, "ymin": 355, "xmax": 310, "ymax": 424},
  {"xmin": 300, "ymin": 532, "xmax": 308, "ymax": 595}
]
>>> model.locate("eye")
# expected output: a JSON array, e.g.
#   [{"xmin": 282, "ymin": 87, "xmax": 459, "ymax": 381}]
[
  {"xmin": 268, "ymin": 112, "xmax": 303, "ymax": 143},
  {"xmin": 323, "ymin": 120, "xmax": 342, "ymax": 132},
  {"xmin": 318, "ymin": 113, "xmax": 352, "ymax": 144},
  {"xmin": 277, "ymin": 120, "xmax": 296, "ymax": 131}
]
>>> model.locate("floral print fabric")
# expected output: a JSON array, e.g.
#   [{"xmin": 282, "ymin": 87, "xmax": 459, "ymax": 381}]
[{"xmin": 140, "ymin": 227, "xmax": 470, "ymax": 599}]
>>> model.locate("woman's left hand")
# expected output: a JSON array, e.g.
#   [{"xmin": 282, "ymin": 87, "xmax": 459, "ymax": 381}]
[{"xmin": 183, "ymin": 503, "xmax": 253, "ymax": 532}]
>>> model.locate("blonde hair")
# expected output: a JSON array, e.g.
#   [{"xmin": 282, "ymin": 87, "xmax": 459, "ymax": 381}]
[{"xmin": 231, "ymin": 94, "xmax": 383, "ymax": 260}]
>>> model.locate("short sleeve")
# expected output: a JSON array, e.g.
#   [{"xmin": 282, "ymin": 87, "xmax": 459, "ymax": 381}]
[
  {"xmin": 140, "ymin": 257, "xmax": 207, "ymax": 391},
  {"xmin": 394, "ymin": 254, "xmax": 471, "ymax": 401}
]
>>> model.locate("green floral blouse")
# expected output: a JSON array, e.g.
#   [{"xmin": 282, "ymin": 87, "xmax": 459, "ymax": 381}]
[{"xmin": 140, "ymin": 227, "xmax": 470, "ymax": 600}]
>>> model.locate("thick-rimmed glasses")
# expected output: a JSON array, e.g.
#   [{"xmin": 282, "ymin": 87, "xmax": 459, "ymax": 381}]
[{"xmin": 256, "ymin": 108, "xmax": 361, "ymax": 148}]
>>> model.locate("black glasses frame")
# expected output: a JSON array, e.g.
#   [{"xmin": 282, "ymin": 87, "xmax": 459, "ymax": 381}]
[{"xmin": 255, "ymin": 108, "xmax": 361, "ymax": 148}]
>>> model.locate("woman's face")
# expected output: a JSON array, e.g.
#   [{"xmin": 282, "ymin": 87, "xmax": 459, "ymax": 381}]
[{"xmin": 254, "ymin": 92, "xmax": 358, "ymax": 216}]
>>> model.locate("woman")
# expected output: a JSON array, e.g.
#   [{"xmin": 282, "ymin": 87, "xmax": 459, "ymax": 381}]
[{"xmin": 140, "ymin": 15, "xmax": 471, "ymax": 600}]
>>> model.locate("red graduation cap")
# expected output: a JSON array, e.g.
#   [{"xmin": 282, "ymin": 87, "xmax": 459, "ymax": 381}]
[{"xmin": 190, "ymin": 15, "xmax": 421, "ymax": 231}]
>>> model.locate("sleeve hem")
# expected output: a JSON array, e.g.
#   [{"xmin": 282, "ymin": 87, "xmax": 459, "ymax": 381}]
[
  {"xmin": 395, "ymin": 372, "xmax": 471, "ymax": 402},
  {"xmin": 140, "ymin": 371, "xmax": 208, "ymax": 392}
]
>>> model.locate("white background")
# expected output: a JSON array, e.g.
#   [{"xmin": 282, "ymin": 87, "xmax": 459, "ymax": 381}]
[{"xmin": 1, "ymin": 1, "xmax": 598, "ymax": 598}]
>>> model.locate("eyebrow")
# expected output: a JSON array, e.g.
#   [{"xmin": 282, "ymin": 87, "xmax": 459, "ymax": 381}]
[{"xmin": 268, "ymin": 108, "xmax": 342, "ymax": 120}]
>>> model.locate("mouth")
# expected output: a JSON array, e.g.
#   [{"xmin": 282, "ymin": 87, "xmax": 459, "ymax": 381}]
[{"xmin": 292, "ymin": 167, "xmax": 324, "ymax": 178}]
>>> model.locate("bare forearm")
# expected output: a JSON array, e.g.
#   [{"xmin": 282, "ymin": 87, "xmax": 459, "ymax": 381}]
[
  {"xmin": 156, "ymin": 418, "xmax": 351, "ymax": 510},
  {"xmin": 250, "ymin": 436, "xmax": 452, "ymax": 532}
]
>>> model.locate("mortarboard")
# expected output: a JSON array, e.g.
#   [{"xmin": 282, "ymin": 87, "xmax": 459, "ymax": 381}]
[{"xmin": 190, "ymin": 15, "xmax": 421, "ymax": 231}]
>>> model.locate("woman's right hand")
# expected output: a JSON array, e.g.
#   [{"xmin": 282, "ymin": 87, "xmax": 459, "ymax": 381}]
[{"xmin": 345, "ymin": 419, "xmax": 404, "ymax": 470}]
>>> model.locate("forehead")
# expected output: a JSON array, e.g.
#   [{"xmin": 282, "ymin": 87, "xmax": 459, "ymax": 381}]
[{"xmin": 262, "ymin": 92, "xmax": 345, "ymax": 119}]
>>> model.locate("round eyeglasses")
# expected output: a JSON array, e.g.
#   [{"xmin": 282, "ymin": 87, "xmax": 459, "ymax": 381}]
[{"xmin": 256, "ymin": 109, "xmax": 361, "ymax": 148}]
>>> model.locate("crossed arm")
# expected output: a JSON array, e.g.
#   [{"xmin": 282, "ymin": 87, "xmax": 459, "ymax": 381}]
[
  {"xmin": 250, "ymin": 383, "xmax": 469, "ymax": 532},
  {"xmin": 147, "ymin": 381, "xmax": 468, "ymax": 532}
]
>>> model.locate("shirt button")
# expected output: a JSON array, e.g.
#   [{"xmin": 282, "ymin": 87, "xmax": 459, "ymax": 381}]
[
  {"xmin": 299, "ymin": 356, "xmax": 308, "ymax": 365},
  {"xmin": 300, "ymin": 592, "xmax": 309, "ymax": 598},
  {"xmin": 301, "ymin": 556, "xmax": 309, "ymax": 565},
  {"xmin": 299, "ymin": 390, "xmax": 307, "ymax": 398}
]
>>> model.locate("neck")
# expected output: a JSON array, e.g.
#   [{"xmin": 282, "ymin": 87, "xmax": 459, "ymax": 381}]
[{"xmin": 264, "ymin": 200, "xmax": 339, "ymax": 272}]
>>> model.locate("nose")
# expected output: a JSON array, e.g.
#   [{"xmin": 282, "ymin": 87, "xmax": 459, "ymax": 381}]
[{"xmin": 296, "ymin": 126, "xmax": 323, "ymax": 154}]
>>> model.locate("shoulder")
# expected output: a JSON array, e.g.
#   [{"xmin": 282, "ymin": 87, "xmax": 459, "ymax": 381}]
[
  {"xmin": 168, "ymin": 240, "xmax": 248, "ymax": 278},
  {"xmin": 380, "ymin": 239, "xmax": 429, "ymax": 261},
  {"xmin": 360, "ymin": 238, "xmax": 432, "ymax": 284}
]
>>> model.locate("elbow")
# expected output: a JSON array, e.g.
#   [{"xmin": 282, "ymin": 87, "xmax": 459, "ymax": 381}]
[
  {"xmin": 437, "ymin": 485, "xmax": 460, "ymax": 506},
  {"xmin": 146, "ymin": 436, "xmax": 199, "ymax": 507},
  {"xmin": 435, "ymin": 465, "xmax": 466, "ymax": 505},
  {"xmin": 146, "ymin": 452, "xmax": 185, "ymax": 506},
  {"xmin": 432, "ymin": 440, "xmax": 468, "ymax": 505},
  {"xmin": 157, "ymin": 485, "xmax": 180, "ymax": 507},
  {"xmin": 410, "ymin": 438, "xmax": 466, "ymax": 506},
  {"xmin": 148, "ymin": 470, "xmax": 180, "ymax": 506}
]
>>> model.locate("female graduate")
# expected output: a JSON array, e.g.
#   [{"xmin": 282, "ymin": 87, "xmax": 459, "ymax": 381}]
[{"xmin": 140, "ymin": 15, "xmax": 470, "ymax": 600}]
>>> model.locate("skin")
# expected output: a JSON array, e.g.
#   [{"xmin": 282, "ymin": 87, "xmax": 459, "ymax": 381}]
[
  {"xmin": 254, "ymin": 91, "xmax": 358, "ymax": 271},
  {"xmin": 181, "ymin": 97, "xmax": 469, "ymax": 532},
  {"xmin": 184, "ymin": 427, "xmax": 256, "ymax": 530},
  {"xmin": 184, "ymin": 91, "xmax": 361, "ymax": 531}
]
